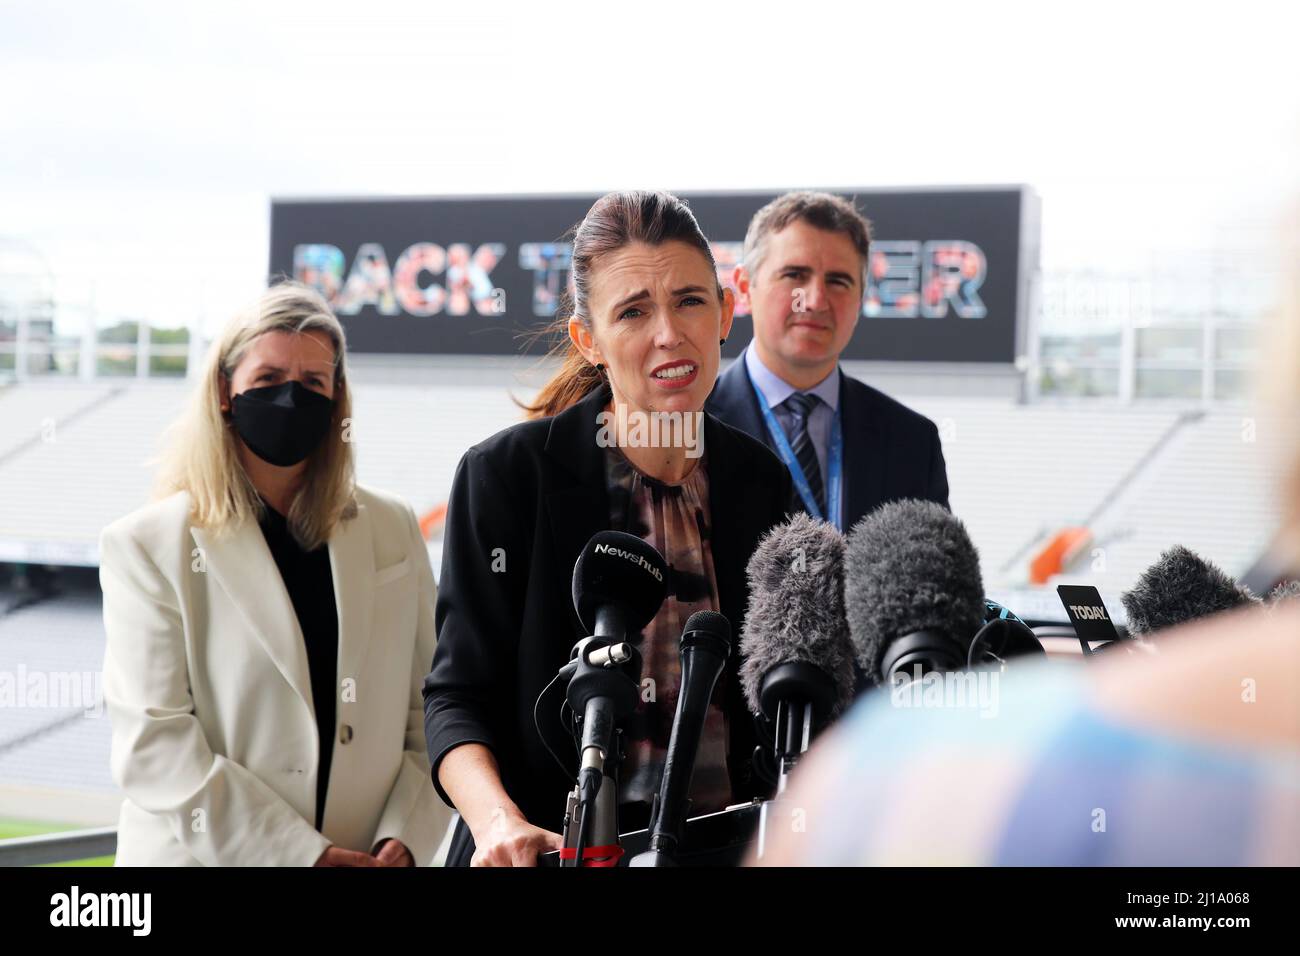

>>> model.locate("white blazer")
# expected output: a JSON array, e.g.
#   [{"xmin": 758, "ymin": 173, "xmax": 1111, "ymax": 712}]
[{"xmin": 99, "ymin": 484, "xmax": 452, "ymax": 866}]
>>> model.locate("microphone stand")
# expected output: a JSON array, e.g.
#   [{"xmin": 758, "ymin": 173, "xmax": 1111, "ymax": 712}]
[
  {"xmin": 772, "ymin": 698, "xmax": 815, "ymax": 795},
  {"xmin": 749, "ymin": 660, "xmax": 837, "ymax": 860},
  {"xmin": 560, "ymin": 729, "xmax": 626, "ymax": 867},
  {"xmin": 758, "ymin": 660, "xmax": 837, "ymax": 794},
  {"xmin": 558, "ymin": 634, "xmax": 642, "ymax": 868}
]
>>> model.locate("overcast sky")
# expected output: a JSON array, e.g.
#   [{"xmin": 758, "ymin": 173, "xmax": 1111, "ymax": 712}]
[{"xmin": 2, "ymin": 0, "xmax": 1297, "ymax": 335}]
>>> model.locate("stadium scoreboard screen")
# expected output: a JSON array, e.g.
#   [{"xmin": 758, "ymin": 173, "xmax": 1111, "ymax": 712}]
[{"xmin": 269, "ymin": 187, "xmax": 1036, "ymax": 364}]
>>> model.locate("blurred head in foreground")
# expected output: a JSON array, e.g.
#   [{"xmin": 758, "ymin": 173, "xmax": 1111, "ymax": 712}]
[
  {"xmin": 751, "ymin": 205, "xmax": 1300, "ymax": 867},
  {"xmin": 751, "ymin": 607, "xmax": 1298, "ymax": 865}
]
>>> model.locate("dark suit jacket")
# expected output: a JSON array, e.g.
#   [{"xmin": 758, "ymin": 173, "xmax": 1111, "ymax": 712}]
[
  {"xmin": 705, "ymin": 356, "xmax": 950, "ymax": 529},
  {"xmin": 423, "ymin": 383, "xmax": 793, "ymax": 866}
]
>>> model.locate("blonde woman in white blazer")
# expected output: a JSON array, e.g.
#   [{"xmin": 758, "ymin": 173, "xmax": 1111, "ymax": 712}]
[{"xmin": 99, "ymin": 282, "xmax": 450, "ymax": 866}]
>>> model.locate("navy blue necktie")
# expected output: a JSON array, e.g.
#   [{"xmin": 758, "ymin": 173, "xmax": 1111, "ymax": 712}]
[{"xmin": 782, "ymin": 392, "xmax": 825, "ymax": 517}]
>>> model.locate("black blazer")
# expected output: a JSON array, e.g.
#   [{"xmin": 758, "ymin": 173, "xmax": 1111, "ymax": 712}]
[
  {"xmin": 423, "ymin": 384, "xmax": 792, "ymax": 866},
  {"xmin": 705, "ymin": 356, "xmax": 950, "ymax": 529}
]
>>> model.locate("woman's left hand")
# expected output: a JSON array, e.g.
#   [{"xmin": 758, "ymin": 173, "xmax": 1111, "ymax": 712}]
[{"xmin": 373, "ymin": 839, "xmax": 415, "ymax": 867}]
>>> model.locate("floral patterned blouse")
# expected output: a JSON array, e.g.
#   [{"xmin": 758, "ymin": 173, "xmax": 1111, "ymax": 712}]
[{"xmin": 602, "ymin": 444, "xmax": 734, "ymax": 818}]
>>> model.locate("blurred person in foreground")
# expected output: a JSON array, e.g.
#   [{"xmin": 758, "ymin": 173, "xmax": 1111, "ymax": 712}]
[
  {"xmin": 100, "ymin": 282, "xmax": 451, "ymax": 866},
  {"xmin": 423, "ymin": 191, "xmax": 792, "ymax": 866},
  {"xmin": 753, "ymin": 209, "xmax": 1300, "ymax": 867}
]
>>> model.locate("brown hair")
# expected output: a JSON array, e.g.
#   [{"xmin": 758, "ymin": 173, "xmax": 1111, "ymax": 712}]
[
  {"xmin": 742, "ymin": 191, "xmax": 873, "ymax": 288},
  {"xmin": 521, "ymin": 190, "xmax": 723, "ymax": 419}
]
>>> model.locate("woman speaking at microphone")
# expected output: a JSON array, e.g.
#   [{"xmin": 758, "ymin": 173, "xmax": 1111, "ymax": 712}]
[
  {"xmin": 424, "ymin": 191, "xmax": 793, "ymax": 866},
  {"xmin": 100, "ymin": 282, "xmax": 451, "ymax": 866}
]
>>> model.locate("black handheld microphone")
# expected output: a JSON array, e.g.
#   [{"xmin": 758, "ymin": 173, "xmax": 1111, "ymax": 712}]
[
  {"xmin": 629, "ymin": 610, "xmax": 732, "ymax": 867},
  {"xmin": 561, "ymin": 531, "xmax": 667, "ymax": 866},
  {"xmin": 572, "ymin": 530, "xmax": 669, "ymax": 645},
  {"xmin": 739, "ymin": 514, "xmax": 857, "ymax": 792},
  {"xmin": 844, "ymin": 499, "xmax": 986, "ymax": 686},
  {"xmin": 1120, "ymin": 545, "xmax": 1261, "ymax": 637}
]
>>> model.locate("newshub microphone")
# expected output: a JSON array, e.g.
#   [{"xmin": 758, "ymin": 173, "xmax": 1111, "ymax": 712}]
[
  {"xmin": 562, "ymin": 531, "xmax": 667, "ymax": 866},
  {"xmin": 629, "ymin": 610, "xmax": 732, "ymax": 867},
  {"xmin": 1121, "ymin": 545, "xmax": 1261, "ymax": 637},
  {"xmin": 739, "ymin": 513, "xmax": 857, "ymax": 792},
  {"xmin": 845, "ymin": 499, "xmax": 986, "ymax": 685},
  {"xmin": 572, "ymin": 530, "xmax": 669, "ymax": 644}
]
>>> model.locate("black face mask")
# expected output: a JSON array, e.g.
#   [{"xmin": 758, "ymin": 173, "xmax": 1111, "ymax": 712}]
[{"xmin": 230, "ymin": 380, "xmax": 335, "ymax": 467}]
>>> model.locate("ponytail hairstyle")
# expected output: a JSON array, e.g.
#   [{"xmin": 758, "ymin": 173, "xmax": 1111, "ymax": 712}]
[{"xmin": 520, "ymin": 190, "xmax": 724, "ymax": 419}]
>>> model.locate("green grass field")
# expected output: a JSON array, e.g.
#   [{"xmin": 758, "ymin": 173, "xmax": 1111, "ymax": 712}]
[{"xmin": 0, "ymin": 818, "xmax": 115, "ymax": 866}]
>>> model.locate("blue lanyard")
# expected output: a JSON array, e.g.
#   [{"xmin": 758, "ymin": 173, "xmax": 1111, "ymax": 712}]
[{"xmin": 750, "ymin": 376, "xmax": 843, "ymax": 530}]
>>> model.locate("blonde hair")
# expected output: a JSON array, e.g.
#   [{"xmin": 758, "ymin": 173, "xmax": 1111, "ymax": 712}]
[{"xmin": 156, "ymin": 281, "xmax": 357, "ymax": 550}]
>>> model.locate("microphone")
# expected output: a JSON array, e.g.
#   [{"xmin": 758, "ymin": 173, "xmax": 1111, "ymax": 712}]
[
  {"xmin": 561, "ymin": 531, "xmax": 667, "ymax": 866},
  {"xmin": 1268, "ymin": 579, "xmax": 1300, "ymax": 606},
  {"xmin": 630, "ymin": 610, "xmax": 732, "ymax": 867},
  {"xmin": 1120, "ymin": 545, "xmax": 1261, "ymax": 637},
  {"xmin": 970, "ymin": 599, "xmax": 1046, "ymax": 666},
  {"xmin": 844, "ymin": 499, "xmax": 986, "ymax": 686},
  {"xmin": 571, "ymin": 530, "xmax": 669, "ymax": 644},
  {"xmin": 739, "ymin": 514, "xmax": 857, "ymax": 792}
]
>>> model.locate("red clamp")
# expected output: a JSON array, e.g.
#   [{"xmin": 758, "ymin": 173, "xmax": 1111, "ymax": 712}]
[{"xmin": 556, "ymin": 844, "xmax": 625, "ymax": 867}]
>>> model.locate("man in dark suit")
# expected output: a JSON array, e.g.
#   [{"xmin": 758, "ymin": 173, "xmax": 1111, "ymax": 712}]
[{"xmin": 706, "ymin": 191, "xmax": 949, "ymax": 531}]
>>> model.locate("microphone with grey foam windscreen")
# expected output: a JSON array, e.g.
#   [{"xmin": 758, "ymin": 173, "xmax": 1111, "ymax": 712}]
[
  {"xmin": 739, "ymin": 513, "xmax": 857, "ymax": 793},
  {"xmin": 1268, "ymin": 579, "xmax": 1300, "ymax": 606},
  {"xmin": 1120, "ymin": 545, "xmax": 1262, "ymax": 637},
  {"xmin": 844, "ymin": 499, "xmax": 987, "ymax": 686}
]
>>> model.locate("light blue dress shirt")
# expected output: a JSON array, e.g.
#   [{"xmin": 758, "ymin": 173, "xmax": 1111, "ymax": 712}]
[{"xmin": 743, "ymin": 343, "xmax": 843, "ymax": 515}]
